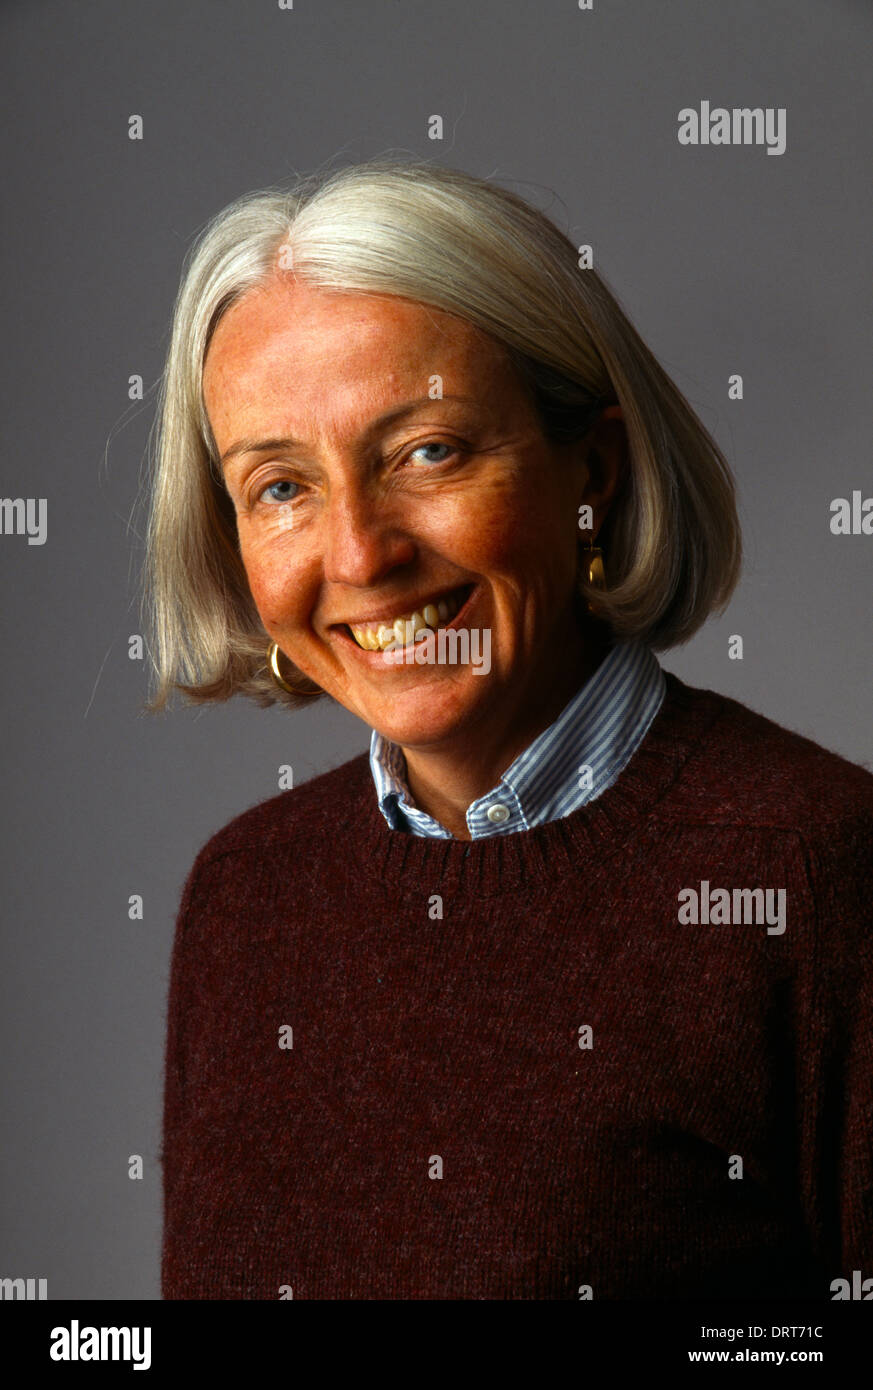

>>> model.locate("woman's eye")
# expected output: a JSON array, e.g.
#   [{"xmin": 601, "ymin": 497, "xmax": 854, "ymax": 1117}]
[
  {"xmin": 259, "ymin": 478, "xmax": 300, "ymax": 504},
  {"xmin": 407, "ymin": 441, "xmax": 455, "ymax": 466}
]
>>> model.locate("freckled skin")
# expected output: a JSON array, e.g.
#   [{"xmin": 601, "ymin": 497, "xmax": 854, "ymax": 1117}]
[{"xmin": 203, "ymin": 275, "xmax": 624, "ymax": 836}]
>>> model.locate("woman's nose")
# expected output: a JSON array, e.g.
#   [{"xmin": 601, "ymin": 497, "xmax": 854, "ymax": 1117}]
[{"xmin": 320, "ymin": 485, "xmax": 416, "ymax": 589}]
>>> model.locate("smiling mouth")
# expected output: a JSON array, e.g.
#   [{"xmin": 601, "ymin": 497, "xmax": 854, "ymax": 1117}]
[{"xmin": 344, "ymin": 584, "xmax": 474, "ymax": 650}]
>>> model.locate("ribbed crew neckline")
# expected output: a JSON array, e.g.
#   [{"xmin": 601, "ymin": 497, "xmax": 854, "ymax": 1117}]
[{"xmin": 343, "ymin": 672, "xmax": 725, "ymax": 896}]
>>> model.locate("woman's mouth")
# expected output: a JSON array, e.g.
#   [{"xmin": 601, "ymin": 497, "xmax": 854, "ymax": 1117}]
[{"xmin": 345, "ymin": 583, "xmax": 475, "ymax": 651}]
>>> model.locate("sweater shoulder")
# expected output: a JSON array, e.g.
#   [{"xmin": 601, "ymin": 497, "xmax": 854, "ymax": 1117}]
[
  {"xmin": 665, "ymin": 674, "xmax": 873, "ymax": 837},
  {"xmin": 187, "ymin": 751, "xmax": 372, "ymax": 874}
]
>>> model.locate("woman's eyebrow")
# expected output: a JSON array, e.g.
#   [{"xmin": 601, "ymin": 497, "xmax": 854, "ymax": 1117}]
[{"xmin": 218, "ymin": 393, "xmax": 479, "ymax": 475}]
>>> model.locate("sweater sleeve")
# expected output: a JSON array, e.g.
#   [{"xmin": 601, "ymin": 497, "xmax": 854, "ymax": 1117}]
[
  {"xmin": 796, "ymin": 811, "xmax": 873, "ymax": 1288},
  {"xmin": 160, "ymin": 850, "xmax": 211, "ymax": 1299}
]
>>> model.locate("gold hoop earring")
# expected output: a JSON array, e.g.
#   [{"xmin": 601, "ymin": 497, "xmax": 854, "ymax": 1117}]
[{"xmin": 267, "ymin": 641, "xmax": 298, "ymax": 695}]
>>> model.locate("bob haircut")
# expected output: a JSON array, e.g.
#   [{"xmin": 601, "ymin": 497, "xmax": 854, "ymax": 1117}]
[{"xmin": 143, "ymin": 157, "xmax": 741, "ymax": 711}]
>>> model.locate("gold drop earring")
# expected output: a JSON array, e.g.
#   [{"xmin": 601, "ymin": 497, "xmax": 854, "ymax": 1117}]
[{"xmin": 579, "ymin": 539, "xmax": 606, "ymax": 614}]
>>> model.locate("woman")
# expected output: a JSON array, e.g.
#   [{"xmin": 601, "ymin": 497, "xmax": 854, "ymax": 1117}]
[{"xmin": 148, "ymin": 158, "xmax": 872, "ymax": 1300}]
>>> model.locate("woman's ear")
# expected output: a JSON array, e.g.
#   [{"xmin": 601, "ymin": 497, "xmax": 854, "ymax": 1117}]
[{"xmin": 581, "ymin": 405, "xmax": 628, "ymax": 523}]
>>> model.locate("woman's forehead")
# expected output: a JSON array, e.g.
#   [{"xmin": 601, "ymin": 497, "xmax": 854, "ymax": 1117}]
[
  {"xmin": 209, "ymin": 276, "xmax": 483, "ymax": 357},
  {"xmin": 203, "ymin": 278, "xmax": 518, "ymax": 427}
]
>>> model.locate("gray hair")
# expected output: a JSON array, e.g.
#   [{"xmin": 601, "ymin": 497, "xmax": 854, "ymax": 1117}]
[{"xmin": 143, "ymin": 157, "xmax": 741, "ymax": 710}]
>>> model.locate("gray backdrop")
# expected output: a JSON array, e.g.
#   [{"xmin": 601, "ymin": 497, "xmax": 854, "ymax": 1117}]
[{"xmin": 1, "ymin": 0, "xmax": 870, "ymax": 1299}]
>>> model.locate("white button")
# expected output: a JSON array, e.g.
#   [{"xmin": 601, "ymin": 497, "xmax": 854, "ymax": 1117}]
[{"xmin": 487, "ymin": 802, "xmax": 511, "ymax": 823}]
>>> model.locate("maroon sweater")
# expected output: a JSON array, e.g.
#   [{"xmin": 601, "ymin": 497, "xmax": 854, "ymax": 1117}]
[{"xmin": 160, "ymin": 673, "xmax": 873, "ymax": 1299}]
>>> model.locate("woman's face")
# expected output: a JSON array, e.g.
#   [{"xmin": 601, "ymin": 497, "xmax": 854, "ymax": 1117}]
[{"xmin": 204, "ymin": 275, "xmax": 608, "ymax": 753}]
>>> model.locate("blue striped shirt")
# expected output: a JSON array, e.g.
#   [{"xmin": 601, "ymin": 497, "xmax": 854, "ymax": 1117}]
[{"xmin": 369, "ymin": 639, "xmax": 666, "ymax": 838}]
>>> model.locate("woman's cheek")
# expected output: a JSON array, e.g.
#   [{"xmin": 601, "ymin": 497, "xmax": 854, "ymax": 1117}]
[
  {"xmin": 424, "ymin": 490, "xmax": 520, "ymax": 567},
  {"xmin": 237, "ymin": 515, "xmax": 307, "ymax": 619}
]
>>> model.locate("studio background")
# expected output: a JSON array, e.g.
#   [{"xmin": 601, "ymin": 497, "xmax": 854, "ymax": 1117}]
[{"xmin": 1, "ymin": 0, "xmax": 870, "ymax": 1299}]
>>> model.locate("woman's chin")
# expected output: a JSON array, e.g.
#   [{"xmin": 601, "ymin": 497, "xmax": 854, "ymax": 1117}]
[{"xmin": 366, "ymin": 676, "xmax": 495, "ymax": 751}]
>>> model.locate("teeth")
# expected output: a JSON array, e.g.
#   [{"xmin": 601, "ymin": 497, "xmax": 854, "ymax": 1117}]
[
  {"xmin": 351, "ymin": 625, "xmax": 381, "ymax": 650},
  {"xmin": 348, "ymin": 587, "xmax": 467, "ymax": 650}
]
